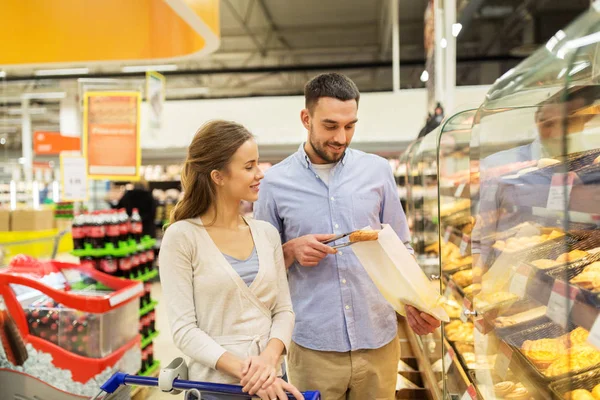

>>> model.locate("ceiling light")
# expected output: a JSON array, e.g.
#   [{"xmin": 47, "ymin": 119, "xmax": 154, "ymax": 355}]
[
  {"xmin": 0, "ymin": 71, "xmax": 5, "ymax": 78},
  {"xmin": 34, "ymin": 67, "xmax": 89, "ymax": 76},
  {"xmin": 420, "ymin": 70, "xmax": 429, "ymax": 82},
  {"xmin": 22, "ymin": 92, "xmax": 66, "ymax": 100},
  {"xmin": 440, "ymin": 38, "xmax": 448, "ymax": 49},
  {"xmin": 122, "ymin": 64, "xmax": 178, "ymax": 73},
  {"xmin": 452, "ymin": 23, "xmax": 462, "ymax": 37}
]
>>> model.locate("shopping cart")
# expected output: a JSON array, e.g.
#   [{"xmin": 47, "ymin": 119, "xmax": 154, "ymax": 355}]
[{"xmin": 91, "ymin": 358, "xmax": 320, "ymax": 400}]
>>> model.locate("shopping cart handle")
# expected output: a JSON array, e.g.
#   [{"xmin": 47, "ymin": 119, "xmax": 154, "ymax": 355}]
[{"xmin": 100, "ymin": 372, "xmax": 320, "ymax": 400}]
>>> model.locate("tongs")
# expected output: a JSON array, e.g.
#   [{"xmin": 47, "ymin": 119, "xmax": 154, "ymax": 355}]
[{"xmin": 323, "ymin": 231, "xmax": 358, "ymax": 250}]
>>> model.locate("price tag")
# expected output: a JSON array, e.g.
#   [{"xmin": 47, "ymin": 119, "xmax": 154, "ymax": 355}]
[
  {"xmin": 444, "ymin": 283, "xmax": 453, "ymax": 299},
  {"xmin": 494, "ymin": 342, "xmax": 513, "ymax": 379},
  {"xmin": 546, "ymin": 280, "xmax": 577, "ymax": 328},
  {"xmin": 443, "ymin": 226, "xmax": 453, "ymax": 243},
  {"xmin": 547, "ymin": 172, "xmax": 576, "ymax": 211},
  {"xmin": 455, "ymin": 183, "xmax": 467, "ymax": 198},
  {"xmin": 509, "ymin": 264, "xmax": 532, "ymax": 299},
  {"xmin": 60, "ymin": 154, "xmax": 88, "ymax": 201},
  {"xmin": 444, "ymin": 350, "xmax": 453, "ymax": 373},
  {"xmin": 461, "ymin": 385, "xmax": 478, "ymax": 400},
  {"xmin": 587, "ymin": 315, "xmax": 600, "ymax": 350},
  {"xmin": 460, "ymin": 234, "xmax": 470, "ymax": 256}
]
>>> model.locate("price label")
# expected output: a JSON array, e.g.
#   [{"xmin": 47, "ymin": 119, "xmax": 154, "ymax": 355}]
[
  {"xmin": 494, "ymin": 342, "xmax": 513, "ymax": 379},
  {"xmin": 443, "ymin": 226, "xmax": 453, "ymax": 243},
  {"xmin": 444, "ymin": 283, "xmax": 453, "ymax": 299},
  {"xmin": 509, "ymin": 264, "xmax": 532, "ymax": 298},
  {"xmin": 444, "ymin": 351, "xmax": 453, "ymax": 373},
  {"xmin": 588, "ymin": 315, "xmax": 600, "ymax": 350},
  {"xmin": 455, "ymin": 183, "xmax": 467, "ymax": 198},
  {"xmin": 60, "ymin": 154, "xmax": 88, "ymax": 201},
  {"xmin": 546, "ymin": 280, "xmax": 577, "ymax": 328},
  {"xmin": 461, "ymin": 385, "xmax": 478, "ymax": 400},
  {"xmin": 460, "ymin": 234, "xmax": 470, "ymax": 256},
  {"xmin": 547, "ymin": 172, "xmax": 576, "ymax": 211}
]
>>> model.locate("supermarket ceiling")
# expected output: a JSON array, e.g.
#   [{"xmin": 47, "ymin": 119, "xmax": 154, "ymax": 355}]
[{"xmin": 0, "ymin": 0, "xmax": 592, "ymax": 101}]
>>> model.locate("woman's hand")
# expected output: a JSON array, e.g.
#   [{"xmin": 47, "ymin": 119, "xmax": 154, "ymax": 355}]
[
  {"xmin": 255, "ymin": 378, "xmax": 305, "ymax": 400},
  {"xmin": 240, "ymin": 355, "xmax": 278, "ymax": 394}
]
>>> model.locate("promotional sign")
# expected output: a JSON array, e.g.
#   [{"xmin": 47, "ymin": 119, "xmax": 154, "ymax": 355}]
[
  {"xmin": 83, "ymin": 92, "xmax": 141, "ymax": 181},
  {"xmin": 146, "ymin": 71, "xmax": 165, "ymax": 135},
  {"xmin": 60, "ymin": 154, "xmax": 88, "ymax": 201},
  {"xmin": 33, "ymin": 132, "xmax": 81, "ymax": 155}
]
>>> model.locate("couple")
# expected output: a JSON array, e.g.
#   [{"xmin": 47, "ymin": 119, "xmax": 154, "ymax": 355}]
[{"xmin": 159, "ymin": 73, "xmax": 440, "ymax": 400}]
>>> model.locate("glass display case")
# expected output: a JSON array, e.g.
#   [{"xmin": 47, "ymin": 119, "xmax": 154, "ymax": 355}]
[{"xmin": 466, "ymin": 5, "xmax": 600, "ymax": 400}]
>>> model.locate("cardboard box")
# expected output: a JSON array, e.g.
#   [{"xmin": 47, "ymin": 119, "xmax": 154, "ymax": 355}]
[
  {"xmin": 0, "ymin": 209, "xmax": 9, "ymax": 231},
  {"xmin": 10, "ymin": 209, "xmax": 55, "ymax": 232}
]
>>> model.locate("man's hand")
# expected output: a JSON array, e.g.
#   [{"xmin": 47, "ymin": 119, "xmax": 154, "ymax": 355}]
[
  {"xmin": 283, "ymin": 234, "xmax": 337, "ymax": 268},
  {"xmin": 405, "ymin": 305, "xmax": 441, "ymax": 335}
]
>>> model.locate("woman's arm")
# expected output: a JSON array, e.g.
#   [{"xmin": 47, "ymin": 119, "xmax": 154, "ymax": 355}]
[
  {"xmin": 267, "ymin": 228, "xmax": 295, "ymax": 357},
  {"xmin": 159, "ymin": 224, "xmax": 245, "ymax": 378}
]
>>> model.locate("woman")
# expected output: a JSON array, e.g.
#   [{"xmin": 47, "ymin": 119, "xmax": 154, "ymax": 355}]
[{"xmin": 159, "ymin": 120, "xmax": 303, "ymax": 400}]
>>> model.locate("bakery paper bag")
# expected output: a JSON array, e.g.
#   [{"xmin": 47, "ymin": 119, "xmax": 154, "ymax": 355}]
[{"xmin": 352, "ymin": 224, "xmax": 450, "ymax": 322}]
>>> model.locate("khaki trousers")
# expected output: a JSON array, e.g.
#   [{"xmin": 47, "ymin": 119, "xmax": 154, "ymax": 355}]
[{"xmin": 287, "ymin": 337, "xmax": 400, "ymax": 400}]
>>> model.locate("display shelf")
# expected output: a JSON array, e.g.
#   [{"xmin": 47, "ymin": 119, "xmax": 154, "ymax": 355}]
[
  {"xmin": 439, "ymin": 183, "xmax": 471, "ymax": 200},
  {"xmin": 141, "ymin": 331, "xmax": 160, "ymax": 349},
  {"xmin": 139, "ymin": 300, "xmax": 158, "ymax": 317},
  {"xmin": 404, "ymin": 323, "xmax": 443, "ymax": 400},
  {"xmin": 136, "ymin": 268, "xmax": 158, "ymax": 282},
  {"xmin": 442, "ymin": 337, "xmax": 475, "ymax": 398}
]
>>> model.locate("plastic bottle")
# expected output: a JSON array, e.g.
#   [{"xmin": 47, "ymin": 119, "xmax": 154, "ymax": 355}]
[
  {"xmin": 105, "ymin": 210, "xmax": 120, "ymax": 246},
  {"xmin": 83, "ymin": 212, "xmax": 93, "ymax": 248},
  {"xmin": 71, "ymin": 214, "xmax": 86, "ymax": 250},
  {"xmin": 118, "ymin": 208, "xmax": 129, "ymax": 243},
  {"xmin": 131, "ymin": 208, "xmax": 143, "ymax": 242},
  {"xmin": 89, "ymin": 212, "xmax": 106, "ymax": 249}
]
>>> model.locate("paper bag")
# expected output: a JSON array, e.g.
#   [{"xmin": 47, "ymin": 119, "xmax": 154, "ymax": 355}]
[{"xmin": 352, "ymin": 224, "xmax": 450, "ymax": 322}]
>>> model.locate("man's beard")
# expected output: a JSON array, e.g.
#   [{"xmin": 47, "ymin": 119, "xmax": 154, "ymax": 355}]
[{"xmin": 309, "ymin": 128, "xmax": 347, "ymax": 164}]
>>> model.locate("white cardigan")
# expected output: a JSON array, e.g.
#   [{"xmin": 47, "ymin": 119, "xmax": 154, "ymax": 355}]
[{"xmin": 158, "ymin": 217, "xmax": 295, "ymax": 383}]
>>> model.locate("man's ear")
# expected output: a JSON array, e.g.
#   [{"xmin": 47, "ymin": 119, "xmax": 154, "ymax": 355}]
[{"xmin": 300, "ymin": 108, "xmax": 311, "ymax": 131}]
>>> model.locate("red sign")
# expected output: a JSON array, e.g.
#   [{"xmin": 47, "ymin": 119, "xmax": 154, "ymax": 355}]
[{"xmin": 34, "ymin": 131, "xmax": 80, "ymax": 155}]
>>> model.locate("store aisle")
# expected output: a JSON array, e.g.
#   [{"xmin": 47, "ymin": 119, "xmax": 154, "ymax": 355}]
[{"xmin": 147, "ymin": 281, "xmax": 185, "ymax": 399}]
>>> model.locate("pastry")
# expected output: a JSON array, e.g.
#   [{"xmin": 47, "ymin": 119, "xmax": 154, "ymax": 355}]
[
  {"xmin": 531, "ymin": 259, "xmax": 561, "ymax": 269},
  {"xmin": 521, "ymin": 337, "xmax": 566, "ymax": 369},
  {"xmin": 442, "ymin": 300, "xmax": 462, "ymax": 319},
  {"xmin": 566, "ymin": 390, "xmax": 595, "ymax": 400},
  {"xmin": 494, "ymin": 381, "xmax": 516, "ymax": 397},
  {"xmin": 505, "ymin": 383, "xmax": 529, "ymax": 400},
  {"xmin": 444, "ymin": 321, "xmax": 474, "ymax": 342},
  {"xmin": 594, "ymin": 155, "xmax": 600, "ymax": 164},
  {"xmin": 548, "ymin": 230, "xmax": 566, "ymax": 240},
  {"xmin": 349, "ymin": 230, "xmax": 379, "ymax": 242},
  {"xmin": 584, "ymin": 262, "xmax": 600, "ymax": 274},
  {"xmin": 442, "ymin": 256, "xmax": 472, "ymax": 271},
  {"xmin": 563, "ymin": 327, "xmax": 590, "ymax": 347},
  {"xmin": 591, "ymin": 383, "xmax": 600, "ymax": 400},
  {"xmin": 461, "ymin": 352, "xmax": 476, "ymax": 367},
  {"xmin": 570, "ymin": 271, "xmax": 600, "ymax": 290},
  {"xmin": 463, "ymin": 283, "xmax": 481, "ymax": 297},
  {"xmin": 453, "ymin": 269, "xmax": 474, "ymax": 288},
  {"xmin": 494, "ymin": 240, "xmax": 506, "ymax": 251},
  {"xmin": 455, "ymin": 342, "xmax": 475, "ymax": 354},
  {"xmin": 545, "ymin": 344, "xmax": 600, "ymax": 377},
  {"xmin": 557, "ymin": 250, "xmax": 589, "ymax": 263},
  {"xmin": 538, "ymin": 158, "xmax": 561, "ymax": 168}
]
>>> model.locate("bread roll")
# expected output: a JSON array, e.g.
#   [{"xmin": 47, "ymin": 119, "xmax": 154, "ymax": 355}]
[
  {"xmin": 349, "ymin": 230, "xmax": 379, "ymax": 242},
  {"xmin": 594, "ymin": 155, "xmax": 600, "ymax": 165},
  {"xmin": 556, "ymin": 250, "xmax": 589, "ymax": 263},
  {"xmin": 591, "ymin": 383, "xmax": 600, "ymax": 400},
  {"xmin": 567, "ymin": 390, "xmax": 595, "ymax": 400},
  {"xmin": 538, "ymin": 158, "xmax": 561, "ymax": 168},
  {"xmin": 531, "ymin": 259, "xmax": 561, "ymax": 269}
]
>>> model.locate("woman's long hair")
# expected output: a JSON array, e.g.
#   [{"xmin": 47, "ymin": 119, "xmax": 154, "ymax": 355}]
[{"xmin": 170, "ymin": 120, "xmax": 254, "ymax": 224}]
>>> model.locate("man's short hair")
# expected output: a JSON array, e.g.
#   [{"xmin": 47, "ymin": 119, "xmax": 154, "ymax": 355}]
[{"xmin": 304, "ymin": 72, "xmax": 360, "ymax": 114}]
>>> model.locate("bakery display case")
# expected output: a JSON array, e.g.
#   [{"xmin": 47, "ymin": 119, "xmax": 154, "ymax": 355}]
[{"xmin": 466, "ymin": 6, "xmax": 600, "ymax": 400}]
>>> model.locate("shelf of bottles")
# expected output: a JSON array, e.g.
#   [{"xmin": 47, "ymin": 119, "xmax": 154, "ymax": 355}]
[{"xmin": 70, "ymin": 208, "xmax": 159, "ymax": 375}]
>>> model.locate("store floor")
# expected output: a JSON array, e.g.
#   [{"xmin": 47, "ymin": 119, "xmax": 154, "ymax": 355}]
[{"xmin": 147, "ymin": 281, "xmax": 185, "ymax": 399}]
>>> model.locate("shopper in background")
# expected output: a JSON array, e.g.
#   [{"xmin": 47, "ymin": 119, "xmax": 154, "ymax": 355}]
[
  {"xmin": 254, "ymin": 72, "xmax": 441, "ymax": 400},
  {"xmin": 113, "ymin": 179, "xmax": 157, "ymax": 238},
  {"xmin": 159, "ymin": 120, "xmax": 303, "ymax": 400}
]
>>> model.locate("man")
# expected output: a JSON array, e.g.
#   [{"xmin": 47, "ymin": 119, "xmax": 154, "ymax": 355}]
[{"xmin": 254, "ymin": 72, "xmax": 440, "ymax": 400}]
